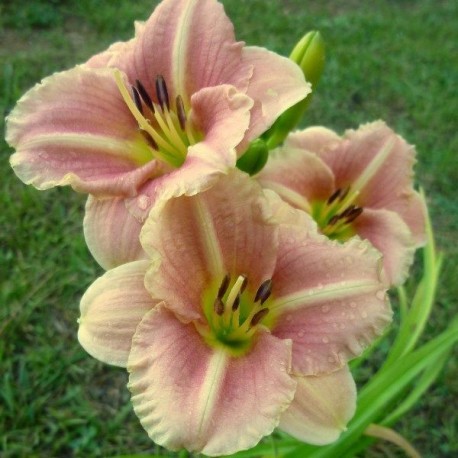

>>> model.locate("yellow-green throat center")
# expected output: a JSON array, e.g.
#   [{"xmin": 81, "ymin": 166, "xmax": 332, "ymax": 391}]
[
  {"xmin": 115, "ymin": 69, "xmax": 202, "ymax": 168},
  {"xmin": 312, "ymin": 187, "xmax": 363, "ymax": 241},
  {"xmin": 197, "ymin": 274, "xmax": 273, "ymax": 356}
]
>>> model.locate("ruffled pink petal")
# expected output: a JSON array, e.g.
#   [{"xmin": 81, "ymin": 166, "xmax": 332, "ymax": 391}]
[
  {"xmin": 139, "ymin": 170, "xmax": 278, "ymax": 321},
  {"xmin": 113, "ymin": 0, "xmax": 252, "ymax": 104},
  {"xmin": 315, "ymin": 121, "xmax": 419, "ymax": 209},
  {"xmin": 84, "ymin": 196, "xmax": 147, "ymax": 270},
  {"xmin": 257, "ymin": 146, "xmax": 335, "ymax": 212},
  {"xmin": 237, "ymin": 47, "xmax": 311, "ymax": 151},
  {"xmin": 279, "ymin": 366, "xmax": 356, "ymax": 445},
  {"xmin": 270, "ymin": 222, "xmax": 391, "ymax": 375},
  {"xmin": 78, "ymin": 260, "xmax": 155, "ymax": 367},
  {"xmin": 285, "ymin": 126, "xmax": 341, "ymax": 154},
  {"xmin": 354, "ymin": 208, "xmax": 416, "ymax": 286},
  {"xmin": 381, "ymin": 188, "xmax": 427, "ymax": 247},
  {"xmin": 127, "ymin": 305, "xmax": 296, "ymax": 456},
  {"xmin": 124, "ymin": 84, "xmax": 254, "ymax": 222},
  {"xmin": 7, "ymin": 66, "xmax": 160, "ymax": 196}
]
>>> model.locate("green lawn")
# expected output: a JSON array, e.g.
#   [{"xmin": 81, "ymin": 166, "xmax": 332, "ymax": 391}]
[{"xmin": 1, "ymin": 0, "xmax": 457, "ymax": 457}]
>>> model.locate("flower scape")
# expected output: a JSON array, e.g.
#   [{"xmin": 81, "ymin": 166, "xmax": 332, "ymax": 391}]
[{"xmin": 5, "ymin": 0, "xmax": 432, "ymax": 456}]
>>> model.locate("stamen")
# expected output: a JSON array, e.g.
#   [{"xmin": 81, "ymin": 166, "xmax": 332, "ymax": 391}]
[
  {"xmin": 340, "ymin": 204, "xmax": 356, "ymax": 218},
  {"xmin": 217, "ymin": 274, "xmax": 231, "ymax": 299},
  {"xmin": 345, "ymin": 207, "xmax": 363, "ymax": 223},
  {"xmin": 254, "ymin": 279, "xmax": 272, "ymax": 304},
  {"xmin": 339, "ymin": 187, "xmax": 350, "ymax": 202},
  {"xmin": 327, "ymin": 188, "xmax": 341, "ymax": 205},
  {"xmin": 213, "ymin": 297, "xmax": 225, "ymax": 316},
  {"xmin": 176, "ymin": 95, "xmax": 187, "ymax": 130},
  {"xmin": 240, "ymin": 275, "xmax": 248, "ymax": 293},
  {"xmin": 135, "ymin": 79, "xmax": 154, "ymax": 112},
  {"xmin": 250, "ymin": 308, "xmax": 269, "ymax": 327},
  {"xmin": 140, "ymin": 130, "xmax": 158, "ymax": 150},
  {"xmin": 327, "ymin": 214, "xmax": 340, "ymax": 226},
  {"xmin": 155, "ymin": 75, "xmax": 170, "ymax": 111},
  {"xmin": 131, "ymin": 86, "xmax": 143, "ymax": 115}
]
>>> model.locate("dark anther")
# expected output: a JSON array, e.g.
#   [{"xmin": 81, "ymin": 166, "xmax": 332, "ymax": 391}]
[
  {"xmin": 136, "ymin": 79, "xmax": 154, "ymax": 112},
  {"xmin": 213, "ymin": 297, "xmax": 225, "ymax": 316},
  {"xmin": 345, "ymin": 207, "xmax": 363, "ymax": 223},
  {"xmin": 155, "ymin": 75, "xmax": 170, "ymax": 111},
  {"xmin": 340, "ymin": 204, "xmax": 356, "ymax": 218},
  {"xmin": 217, "ymin": 274, "xmax": 230, "ymax": 299},
  {"xmin": 327, "ymin": 188, "xmax": 341, "ymax": 205},
  {"xmin": 250, "ymin": 308, "xmax": 269, "ymax": 327},
  {"xmin": 140, "ymin": 129, "xmax": 158, "ymax": 150},
  {"xmin": 254, "ymin": 279, "xmax": 272, "ymax": 305},
  {"xmin": 327, "ymin": 214, "xmax": 340, "ymax": 226},
  {"xmin": 232, "ymin": 293, "xmax": 241, "ymax": 311},
  {"xmin": 132, "ymin": 86, "xmax": 143, "ymax": 115},
  {"xmin": 176, "ymin": 95, "xmax": 187, "ymax": 130}
]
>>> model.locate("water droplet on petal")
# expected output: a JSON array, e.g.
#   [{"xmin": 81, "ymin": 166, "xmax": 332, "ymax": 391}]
[
  {"xmin": 361, "ymin": 311, "xmax": 368, "ymax": 318},
  {"xmin": 350, "ymin": 302, "xmax": 357, "ymax": 308},
  {"xmin": 376, "ymin": 290, "xmax": 386, "ymax": 300},
  {"xmin": 298, "ymin": 330, "xmax": 305, "ymax": 338},
  {"xmin": 322, "ymin": 336, "xmax": 329, "ymax": 343}
]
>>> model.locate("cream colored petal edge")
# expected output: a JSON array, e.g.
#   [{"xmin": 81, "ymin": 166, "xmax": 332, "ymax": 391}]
[
  {"xmin": 78, "ymin": 260, "xmax": 153, "ymax": 367},
  {"xmin": 127, "ymin": 305, "xmax": 296, "ymax": 456},
  {"xmin": 279, "ymin": 366, "xmax": 357, "ymax": 445}
]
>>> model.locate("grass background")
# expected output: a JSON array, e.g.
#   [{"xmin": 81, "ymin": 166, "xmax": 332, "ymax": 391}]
[{"xmin": 0, "ymin": 0, "xmax": 456, "ymax": 456}]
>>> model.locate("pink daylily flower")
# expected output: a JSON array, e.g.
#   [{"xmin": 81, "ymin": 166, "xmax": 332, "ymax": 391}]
[
  {"xmin": 257, "ymin": 121, "xmax": 427, "ymax": 285},
  {"xmin": 78, "ymin": 171, "xmax": 392, "ymax": 455},
  {"xmin": 6, "ymin": 0, "xmax": 310, "ymax": 269}
]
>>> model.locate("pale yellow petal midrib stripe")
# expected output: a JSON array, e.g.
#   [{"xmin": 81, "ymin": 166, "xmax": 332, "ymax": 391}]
[
  {"xmin": 196, "ymin": 349, "xmax": 228, "ymax": 437},
  {"xmin": 273, "ymin": 280, "xmax": 379, "ymax": 311},
  {"xmin": 21, "ymin": 133, "xmax": 150, "ymax": 163},
  {"xmin": 263, "ymin": 181, "xmax": 312, "ymax": 213},
  {"xmin": 194, "ymin": 197, "xmax": 225, "ymax": 277}
]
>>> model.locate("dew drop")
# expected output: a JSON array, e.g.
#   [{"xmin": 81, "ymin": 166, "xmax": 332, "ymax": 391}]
[
  {"xmin": 322, "ymin": 336, "xmax": 329, "ymax": 343},
  {"xmin": 361, "ymin": 311, "xmax": 368, "ymax": 318},
  {"xmin": 376, "ymin": 290, "xmax": 386, "ymax": 300},
  {"xmin": 298, "ymin": 330, "xmax": 305, "ymax": 338},
  {"xmin": 350, "ymin": 302, "xmax": 357, "ymax": 308}
]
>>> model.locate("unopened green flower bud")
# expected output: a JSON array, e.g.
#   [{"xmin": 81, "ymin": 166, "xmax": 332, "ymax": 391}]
[
  {"xmin": 264, "ymin": 31, "xmax": 325, "ymax": 149},
  {"xmin": 236, "ymin": 138, "xmax": 269, "ymax": 175}
]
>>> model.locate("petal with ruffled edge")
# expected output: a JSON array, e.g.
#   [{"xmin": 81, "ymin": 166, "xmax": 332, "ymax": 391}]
[
  {"xmin": 127, "ymin": 305, "xmax": 296, "ymax": 457},
  {"xmin": 7, "ymin": 66, "xmax": 160, "ymax": 196},
  {"xmin": 112, "ymin": 0, "xmax": 252, "ymax": 104},
  {"xmin": 78, "ymin": 260, "xmax": 156, "ymax": 367},
  {"xmin": 279, "ymin": 366, "xmax": 356, "ymax": 445},
  {"xmin": 314, "ymin": 122, "xmax": 425, "ymax": 238},
  {"xmin": 257, "ymin": 147, "xmax": 335, "ymax": 213},
  {"xmin": 125, "ymin": 84, "xmax": 254, "ymax": 222},
  {"xmin": 237, "ymin": 47, "xmax": 311, "ymax": 152},
  {"xmin": 354, "ymin": 208, "xmax": 416, "ymax": 286},
  {"xmin": 285, "ymin": 126, "xmax": 341, "ymax": 154},
  {"xmin": 267, "ymin": 199, "xmax": 391, "ymax": 375},
  {"xmin": 139, "ymin": 170, "xmax": 278, "ymax": 321},
  {"xmin": 84, "ymin": 196, "xmax": 148, "ymax": 270}
]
